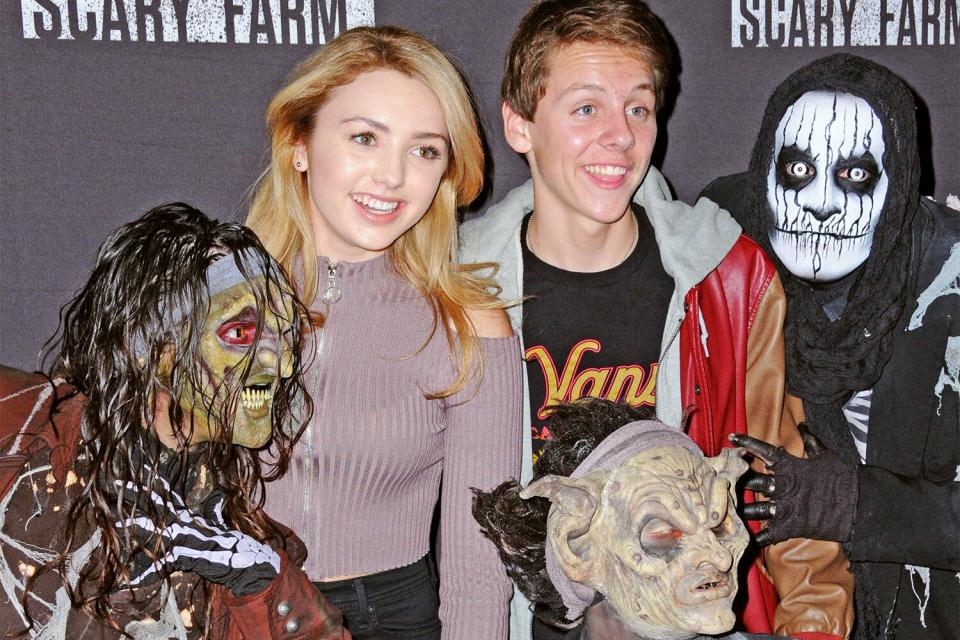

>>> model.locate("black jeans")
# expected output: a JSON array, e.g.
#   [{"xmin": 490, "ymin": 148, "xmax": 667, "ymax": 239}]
[{"xmin": 314, "ymin": 556, "xmax": 441, "ymax": 639}]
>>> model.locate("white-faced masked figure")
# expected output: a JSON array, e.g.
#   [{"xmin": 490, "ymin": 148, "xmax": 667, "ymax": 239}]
[
  {"xmin": 767, "ymin": 91, "xmax": 887, "ymax": 282},
  {"xmin": 700, "ymin": 54, "xmax": 960, "ymax": 640},
  {"xmin": 726, "ymin": 54, "xmax": 923, "ymax": 400}
]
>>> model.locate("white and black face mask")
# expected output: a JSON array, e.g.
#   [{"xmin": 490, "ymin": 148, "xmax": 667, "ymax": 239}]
[{"xmin": 766, "ymin": 91, "xmax": 887, "ymax": 282}]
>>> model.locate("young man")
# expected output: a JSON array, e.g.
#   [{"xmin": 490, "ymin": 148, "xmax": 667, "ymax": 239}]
[{"xmin": 460, "ymin": 2, "xmax": 852, "ymax": 639}]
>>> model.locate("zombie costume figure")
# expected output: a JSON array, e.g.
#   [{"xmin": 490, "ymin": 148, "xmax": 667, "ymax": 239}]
[
  {"xmin": 701, "ymin": 54, "xmax": 959, "ymax": 639},
  {"xmin": 0, "ymin": 204, "xmax": 346, "ymax": 639},
  {"xmin": 472, "ymin": 399, "xmax": 783, "ymax": 640}
]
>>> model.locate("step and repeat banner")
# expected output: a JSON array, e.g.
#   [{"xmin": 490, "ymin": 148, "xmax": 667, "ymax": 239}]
[{"xmin": 2, "ymin": 0, "xmax": 957, "ymax": 369}]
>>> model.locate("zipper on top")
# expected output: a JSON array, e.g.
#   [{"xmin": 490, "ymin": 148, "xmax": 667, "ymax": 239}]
[
  {"xmin": 322, "ymin": 261, "xmax": 341, "ymax": 305},
  {"xmin": 655, "ymin": 314, "xmax": 683, "ymax": 425},
  {"xmin": 301, "ymin": 261, "xmax": 339, "ymax": 544}
]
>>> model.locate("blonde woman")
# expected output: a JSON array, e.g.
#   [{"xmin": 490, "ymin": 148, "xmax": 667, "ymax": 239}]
[{"xmin": 247, "ymin": 26, "xmax": 521, "ymax": 640}]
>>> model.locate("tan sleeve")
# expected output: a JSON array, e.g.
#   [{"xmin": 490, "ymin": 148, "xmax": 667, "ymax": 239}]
[{"xmin": 745, "ymin": 276, "xmax": 855, "ymax": 640}]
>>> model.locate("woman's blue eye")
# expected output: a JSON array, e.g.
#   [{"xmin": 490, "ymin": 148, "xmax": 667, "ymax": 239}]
[{"xmin": 575, "ymin": 105, "xmax": 595, "ymax": 116}]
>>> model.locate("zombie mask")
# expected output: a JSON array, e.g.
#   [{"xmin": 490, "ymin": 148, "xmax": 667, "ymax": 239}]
[
  {"xmin": 766, "ymin": 91, "xmax": 887, "ymax": 282},
  {"xmin": 177, "ymin": 258, "xmax": 295, "ymax": 449},
  {"xmin": 521, "ymin": 423, "xmax": 749, "ymax": 640}
]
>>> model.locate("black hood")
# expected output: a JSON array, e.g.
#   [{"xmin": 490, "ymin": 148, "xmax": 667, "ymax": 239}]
[{"xmin": 744, "ymin": 54, "xmax": 922, "ymax": 403}]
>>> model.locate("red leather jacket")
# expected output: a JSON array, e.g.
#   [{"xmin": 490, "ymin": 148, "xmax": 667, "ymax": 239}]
[{"xmin": 680, "ymin": 237, "xmax": 853, "ymax": 640}]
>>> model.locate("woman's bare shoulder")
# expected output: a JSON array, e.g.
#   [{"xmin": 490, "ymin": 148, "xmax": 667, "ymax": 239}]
[{"xmin": 464, "ymin": 307, "xmax": 514, "ymax": 338}]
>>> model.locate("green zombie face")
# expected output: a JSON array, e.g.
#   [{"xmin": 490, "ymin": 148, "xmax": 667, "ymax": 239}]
[{"xmin": 177, "ymin": 277, "xmax": 295, "ymax": 449}]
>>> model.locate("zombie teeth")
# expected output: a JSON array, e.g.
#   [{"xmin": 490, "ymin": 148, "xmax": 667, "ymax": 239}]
[
  {"xmin": 584, "ymin": 164, "xmax": 627, "ymax": 176},
  {"xmin": 352, "ymin": 194, "xmax": 399, "ymax": 212},
  {"xmin": 241, "ymin": 386, "xmax": 273, "ymax": 411}
]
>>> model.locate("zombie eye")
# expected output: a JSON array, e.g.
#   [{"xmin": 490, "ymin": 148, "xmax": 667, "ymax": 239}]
[
  {"xmin": 639, "ymin": 518, "xmax": 682, "ymax": 559},
  {"xmin": 217, "ymin": 322, "xmax": 258, "ymax": 347},
  {"xmin": 785, "ymin": 161, "xmax": 813, "ymax": 179},
  {"xmin": 711, "ymin": 512, "xmax": 736, "ymax": 539},
  {"xmin": 841, "ymin": 167, "xmax": 870, "ymax": 182},
  {"xmin": 775, "ymin": 146, "xmax": 816, "ymax": 190},
  {"xmin": 835, "ymin": 155, "xmax": 879, "ymax": 193}
]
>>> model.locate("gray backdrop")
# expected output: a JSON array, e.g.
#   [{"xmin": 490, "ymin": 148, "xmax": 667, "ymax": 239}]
[{"xmin": 2, "ymin": 0, "xmax": 958, "ymax": 370}]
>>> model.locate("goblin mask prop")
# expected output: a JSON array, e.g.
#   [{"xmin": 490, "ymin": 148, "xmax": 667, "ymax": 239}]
[
  {"xmin": 767, "ymin": 91, "xmax": 887, "ymax": 282},
  {"xmin": 521, "ymin": 421, "xmax": 749, "ymax": 640},
  {"xmin": 175, "ymin": 256, "xmax": 295, "ymax": 449}
]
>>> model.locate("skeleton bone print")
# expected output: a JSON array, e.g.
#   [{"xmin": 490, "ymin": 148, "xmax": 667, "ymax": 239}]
[
  {"xmin": 0, "ymin": 378, "xmax": 191, "ymax": 639},
  {"xmin": 766, "ymin": 91, "xmax": 888, "ymax": 282},
  {"xmin": 0, "ymin": 453, "xmax": 191, "ymax": 639}
]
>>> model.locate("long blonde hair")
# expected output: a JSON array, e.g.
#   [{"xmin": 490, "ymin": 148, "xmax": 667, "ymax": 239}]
[{"xmin": 246, "ymin": 26, "xmax": 501, "ymax": 397}]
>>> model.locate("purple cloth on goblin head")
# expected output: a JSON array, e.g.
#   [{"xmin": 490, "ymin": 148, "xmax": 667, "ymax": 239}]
[{"xmin": 543, "ymin": 420, "xmax": 704, "ymax": 621}]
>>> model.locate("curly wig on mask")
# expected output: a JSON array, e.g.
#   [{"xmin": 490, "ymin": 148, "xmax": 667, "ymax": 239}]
[
  {"xmin": 33, "ymin": 203, "xmax": 311, "ymax": 633},
  {"xmin": 472, "ymin": 398, "xmax": 654, "ymax": 625}
]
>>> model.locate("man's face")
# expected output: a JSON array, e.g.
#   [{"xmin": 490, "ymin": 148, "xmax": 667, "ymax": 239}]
[
  {"xmin": 576, "ymin": 449, "xmax": 749, "ymax": 638},
  {"xmin": 505, "ymin": 42, "xmax": 658, "ymax": 227},
  {"xmin": 178, "ymin": 277, "xmax": 295, "ymax": 449},
  {"xmin": 766, "ymin": 91, "xmax": 887, "ymax": 282}
]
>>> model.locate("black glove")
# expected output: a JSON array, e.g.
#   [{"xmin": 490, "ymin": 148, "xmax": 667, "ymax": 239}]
[
  {"xmin": 729, "ymin": 423, "xmax": 859, "ymax": 546},
  {"xmin": 114, "ymin": 472, "xmax": 280, "ymax": 596}
]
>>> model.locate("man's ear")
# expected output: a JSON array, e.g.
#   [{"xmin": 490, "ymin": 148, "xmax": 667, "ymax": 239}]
[
  {"xmin": 521, "ymin": 474, "xmax": 602, "ymax": 583},
  {"xmin": 707, "ymin": 448, "xmax": 750, "ymax": 487},
  {"xmin": 502, "ymin": 101, "xmax": 534, "ymax": 155}
]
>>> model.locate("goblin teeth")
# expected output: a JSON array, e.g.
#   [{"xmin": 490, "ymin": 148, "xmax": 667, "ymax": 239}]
[{"xmin": 241, "ymin": 387, "xmax": 273, "ymax": 411}]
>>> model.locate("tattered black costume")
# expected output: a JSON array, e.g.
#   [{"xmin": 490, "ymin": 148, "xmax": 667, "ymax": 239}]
[{"xmin": 703, "ymin": 54, "xmax": 959, "ymax": 639}]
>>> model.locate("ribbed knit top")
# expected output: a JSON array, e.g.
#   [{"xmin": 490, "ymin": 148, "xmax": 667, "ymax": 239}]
[{"xmin": 265, "ymin": 253, "xmax": 522, "ymax": 640}]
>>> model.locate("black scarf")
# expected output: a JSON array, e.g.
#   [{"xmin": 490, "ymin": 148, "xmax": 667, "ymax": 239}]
[{"xmin": 742, "ymin": 54, "xmax": 922, "ymax": 639}]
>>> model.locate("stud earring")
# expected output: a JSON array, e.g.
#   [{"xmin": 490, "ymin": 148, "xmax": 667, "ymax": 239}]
[{"xmin": 295, "ymin": 160, "xmax": 304, "ymax": 170}]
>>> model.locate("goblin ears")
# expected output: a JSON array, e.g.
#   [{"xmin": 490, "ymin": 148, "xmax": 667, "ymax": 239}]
[{"xmin": 518, "ymin": 447, "xmax": 748, "ymax": 583}]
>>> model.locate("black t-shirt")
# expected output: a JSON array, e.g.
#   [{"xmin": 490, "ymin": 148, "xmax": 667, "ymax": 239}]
[{"xmin": 521, "ymin": 205, "xmax": 674, "ymax": 464}]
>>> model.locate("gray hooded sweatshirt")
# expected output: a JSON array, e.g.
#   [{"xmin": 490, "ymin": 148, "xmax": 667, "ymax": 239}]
[{"xmin": 459, "ymin": 166, "xmax": 742, "ymax": 640}]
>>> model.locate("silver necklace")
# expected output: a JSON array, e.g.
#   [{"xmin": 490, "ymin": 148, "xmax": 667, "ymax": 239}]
[{"xmin": 526, "ymin": 211, "xmax": 639, "ymax": 267}]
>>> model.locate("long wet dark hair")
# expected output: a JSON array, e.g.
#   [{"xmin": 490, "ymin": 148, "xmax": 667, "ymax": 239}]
[
  {"xmin": 472, "ymin": 399, "xmax": 653, "ymax": 625},
  {"xmin": 33, "ymin": 203, "xmax": 311, "ymax": 633}
]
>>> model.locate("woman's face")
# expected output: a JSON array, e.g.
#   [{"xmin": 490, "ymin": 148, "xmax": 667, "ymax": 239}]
[{"xmin": 294, "ymin": 68, "xmax": 450, "ymax": 263}]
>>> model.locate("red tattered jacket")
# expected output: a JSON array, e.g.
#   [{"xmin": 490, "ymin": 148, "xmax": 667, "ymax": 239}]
[{"xmin": 0, "ymin": 365, "xmax": 345, "ymax": 640}]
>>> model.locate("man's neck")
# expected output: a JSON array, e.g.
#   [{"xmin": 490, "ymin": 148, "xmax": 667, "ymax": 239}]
[{"xmin": 526, "ymin": 207, "xmax": 638, "ymax": 273}]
